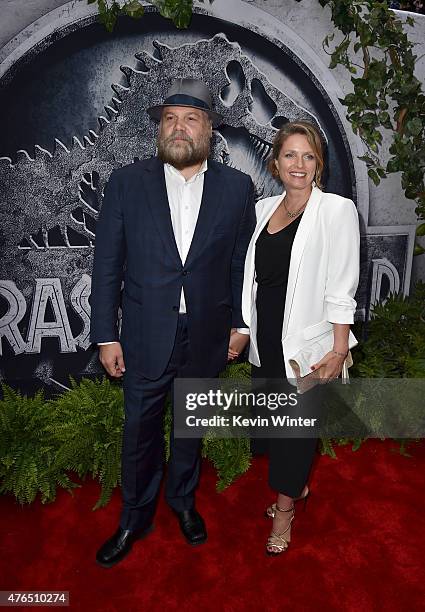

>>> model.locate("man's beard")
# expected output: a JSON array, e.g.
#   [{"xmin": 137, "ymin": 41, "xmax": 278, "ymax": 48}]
[{"xmin": 157, "ymin": 130, "xmax": 211, "ymax": 169}]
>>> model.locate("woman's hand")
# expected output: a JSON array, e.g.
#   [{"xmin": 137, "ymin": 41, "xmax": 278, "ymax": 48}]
[
  {"xmin": 310, "ymin": 350, "xmax": 346, "ymax": 382},
  {"xmin": 228, "ymin": 330, "xmax": 250, "ymax": 361}
]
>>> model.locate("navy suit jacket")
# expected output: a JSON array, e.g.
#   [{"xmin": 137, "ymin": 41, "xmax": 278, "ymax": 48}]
[{"xmin": 90, "ymin": 157, "xmax": 256, "ymax": 380}]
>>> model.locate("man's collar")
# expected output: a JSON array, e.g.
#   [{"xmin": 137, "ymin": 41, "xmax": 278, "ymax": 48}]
[{"xmin": 164, "ymin": 159, "xmax": 208, "ymax": 182}]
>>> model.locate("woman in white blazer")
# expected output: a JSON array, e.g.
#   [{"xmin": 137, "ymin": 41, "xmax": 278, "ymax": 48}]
[{"xmin": 229, "ymin": 121, "xmax": 360, "ymax": 555}]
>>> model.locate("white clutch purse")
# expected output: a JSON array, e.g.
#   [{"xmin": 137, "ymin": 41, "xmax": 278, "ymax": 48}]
[{"xmin": 288, "ymin": 328, "xmax": 357, "ymax": 394}]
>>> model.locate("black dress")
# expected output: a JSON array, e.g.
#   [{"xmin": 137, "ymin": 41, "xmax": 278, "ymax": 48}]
[{"xmin": 252, "ymin": 213, "xmax": 321, "ymax": 498}]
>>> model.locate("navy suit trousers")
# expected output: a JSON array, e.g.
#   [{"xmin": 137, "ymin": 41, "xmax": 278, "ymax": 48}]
[{"xmin": 120, "ymin": 315, "xmax": 205, "ymax": 531}]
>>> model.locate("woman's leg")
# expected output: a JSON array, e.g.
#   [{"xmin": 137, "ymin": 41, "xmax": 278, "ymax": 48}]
[
  {"xmin": 266, "ymin": 386, "xmax": 324, "ymax": 553},
  {"xmin": 269, "ymin": 437, "xmax": 318, "ymax": 498}
]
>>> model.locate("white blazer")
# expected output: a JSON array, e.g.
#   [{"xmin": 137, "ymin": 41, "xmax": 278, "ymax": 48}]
[{"xmin": 241, "ymin": 185, "xmax": 360, "ymax": 380}]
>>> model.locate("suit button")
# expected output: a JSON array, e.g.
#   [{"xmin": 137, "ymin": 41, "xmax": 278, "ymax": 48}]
[
  {"xmin": 182, "ymin": 270, "xmax": 188, "ymax": 276},
  {"xmin": 172, "ymin": 306, "xmax": 179, "ymax": 311}
]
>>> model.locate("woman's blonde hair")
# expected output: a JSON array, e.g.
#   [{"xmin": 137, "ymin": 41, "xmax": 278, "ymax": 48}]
[{"xmin": 268, "ymin": 121, "xmax": 325, "ymax": 189}]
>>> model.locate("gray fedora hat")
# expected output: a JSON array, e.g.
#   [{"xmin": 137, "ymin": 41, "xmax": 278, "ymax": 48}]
[{"xmin": 147, "ymin": 78, "xmax": 223, "ymax": 127}]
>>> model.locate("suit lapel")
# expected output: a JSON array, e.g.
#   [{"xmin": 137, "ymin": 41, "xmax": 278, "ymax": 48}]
[
  {"xmin": 185, "ymin": 161, "xmax": 224, "ymax": 266},
  {"xmin": 282, "ymin": 186, "xmax": 323, "ymax": 335},
  {"xmin": 241, "ymin": 193, "xmax": 283, "ymax": 327},
  {"xmin": 254, "ymin": 194, "xmax": 284, "ymax": 241},
  {"xmin": 143, "ymin": 157, "xmax": 182, "ymax": 267}
]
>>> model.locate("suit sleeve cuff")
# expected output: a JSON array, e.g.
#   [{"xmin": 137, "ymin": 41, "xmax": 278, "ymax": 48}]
[{"xmin": 326, "ymin": 302, "xmax": 355, "ymax": 324}]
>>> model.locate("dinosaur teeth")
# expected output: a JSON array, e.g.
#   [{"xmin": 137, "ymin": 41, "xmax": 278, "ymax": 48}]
[
  {"xmin": 16, "ymin": 149, "xmax": 33, "ymax": 162},
  {"xmin": 151, "ymin": 40, "xmax": 165, "ymax": 60},
  {"xmin": 134, "ymin": 50, "xmax": 162, "ymax": 74},
  {"xmin": 98, "ymin": 116, "xmax": 110, "ymax": 128},
  {"xmin": 218, "ymin": 128, "xmax": 277, "ymax": 200},
  {"xmin": 72, "ymin": 136, "xmax": 85, "ymax": 150},
  {"xmin": 249, "ymin": 134, "xmax": 271, "ymax": 161},
  {"xmin": 54, "ymin": 138, "xmax": 70, "ymax": 154},
  {"xmin": 112, "ymin": 82, "xmax": 129, "ymax": 93},
  {"xmin": 120, "ymin": 65, "xmax": 135, "ymax": 82},
  {"xmin": 104, "ymin": 105, "xmax": 118, "ymax": 119},
  {"xmin": 134, "ymin": 51, "xmax": 156, "ymax": 67},
  {"xmin": 0, "ymin": 156, "xmax": 13, "ymax": 169},
  {"xmin": 34, "ymin": 145, "xmax": 52, "ymax": 160}
]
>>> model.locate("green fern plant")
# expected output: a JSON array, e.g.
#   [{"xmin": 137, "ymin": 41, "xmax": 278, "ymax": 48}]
[
  {"xmin": 351, "ymin": 281, "xmax": 425, "ymax": 378},
  {"xmin": 202, "ymin": 433, "xmax": 251, "ymax": 492},
  {"xmin": 51, "ymin": 377, "xmax": 124, "ymax": 509},
  {"xmin": 321, "ymin": 282, "xmax": 425, "ymax": 457},
  {"xmin": 0, "ymin": 386, "xmax": 77, "ymax": 504},
  {"xmin": 200, "ymin": 359, "xmax": 253, "ymax": 491}
]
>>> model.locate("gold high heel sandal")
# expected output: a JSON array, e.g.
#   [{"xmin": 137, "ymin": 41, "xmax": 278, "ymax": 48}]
[
  {"xmin": 264, "ymin": 486, "xmax": 310, "ymax": 520},
  {"xmin": 266, "ymin": 503, "xmax": 295, "ymax": 556}
]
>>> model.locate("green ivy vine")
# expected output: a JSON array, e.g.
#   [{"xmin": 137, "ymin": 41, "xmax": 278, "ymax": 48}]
[
  {"xmin": 91, "ymin": 0, "xmax": 425, "ymax": 254},
  {"xmin": 89, "ymin": 0, "xmax": 195, "ymax": 31},
  {"xmin": 319, "ymin": 0, "xmax": 425, "ymax": 255}
]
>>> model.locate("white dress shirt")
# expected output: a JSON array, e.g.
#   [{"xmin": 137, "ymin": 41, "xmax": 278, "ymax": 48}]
[
  {"xmin": 164, "ymin": 160, "xmax": 207, "ymax": 313},
  {"xmin": 99, "ymin": 160, "xmax": 247, "ymax": 344}
]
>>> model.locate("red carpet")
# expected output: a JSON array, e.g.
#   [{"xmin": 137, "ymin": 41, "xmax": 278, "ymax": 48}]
[{"xmin": 1, "ymin": 439, "xmax": 424, "ymax": 611}]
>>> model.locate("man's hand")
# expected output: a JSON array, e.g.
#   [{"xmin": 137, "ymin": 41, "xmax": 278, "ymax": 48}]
[
  {"xmin": 99, "ymin": 343, "xmax": 126, "ymax": 377},
  {"xmin": 228, "ymin": 330, "xmax": 250, "ymax": 361}
]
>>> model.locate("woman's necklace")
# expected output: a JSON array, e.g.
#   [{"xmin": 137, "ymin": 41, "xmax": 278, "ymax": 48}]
[{"xmin": 282, "ymin": 195, "xmax": 310, "ymax": 219}]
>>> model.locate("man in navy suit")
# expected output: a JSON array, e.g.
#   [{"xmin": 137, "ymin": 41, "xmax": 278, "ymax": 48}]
[{"xmin": 90, "ymin": 78, "xmax": 255, "ymax": 567}]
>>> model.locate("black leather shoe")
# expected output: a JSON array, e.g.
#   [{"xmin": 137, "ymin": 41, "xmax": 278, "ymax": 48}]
[
  {"xmin": 175, "ymin": 509, "xmax": 207, "ymax": 546},
  {"xmin": 96, "ymin": 524, "xmax": 154, "ymax": 568}
]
